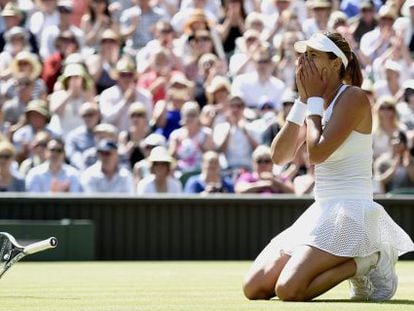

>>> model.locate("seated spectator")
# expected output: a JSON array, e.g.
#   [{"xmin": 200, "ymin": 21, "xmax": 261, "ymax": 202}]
[
  {"xmin": 133, "ymin": 133, "xmax": 166, "ymax": 185},
  {"xmin": 19, "ymin": 131, "xmax": 51, "ymax": 177},
  {"xmin": 49, "ymin": 63, "xmax": 95, "ymax": 138},
  {"xmin": 200, "ymin": 75, "xmax": 231, "ymax": 127},
  {"xmin": 0, "ymin": 3, "xmax": 38, "ymax": 54},
  {"xmin": 137, "ymin": 146, "xmax": 182, "ymax": 194},
  {"xmin": 65, "ymin": 102, "xmax": 101, "ymax": 169},
  {"xmin": 152, "ymin": 87, "xmax": 192, "ymax": 140},
  {"xmin": 81, "ymin": 122, "xmax": 118, "ymax": 169},
  {"xmin": 213, "ymin": 95, "xmax": 260, "ymax": 170},
  {"xmin": 0, "ymin": 27, "xmax": 32, "ymax": 80},
  {"xmin": 231, "ymin": 46, "xmax": 286, "ymax": 111},
  {"xmin": 85, "ymin": 29, "xmax": 120, "ymax": 94},
  {"xmin": 118, "ymin": 102, "xmax": 150, "ymax": 170},
  {"xmin": 235, "ymin": 145, "xmax": 293, "ymax": 194},
  {"xmin": 12, "ymin": 100, "xmax": 57, "ymax": 163},
  {"xmin": 99, "ymin": 56, "xmax": 152, "ymax": 132},
  {"xmin": 0, "ymin": 140, "xmax": 25, "ymax": 192},
  {"xmin": 42, "ymin": 30, "xmax": 81, "ymax": 93},
  {"xmin": 26, "ymin": 138, "xmax": 82, "ymax": 192},
  {"xmin": 169, "ymin": 101, "xmax": 213, "ymax": 174},
  {"xmin": 374, "ymin": 131, "xmax": 414, "ymax": 193},
  {"xmin": 81, "ymin": 139, "xmax": 135, "ymax": 193},
  {"xmin": 1, "ymin": 51, "xmax": 46, "ymax": 104},
  {"xmin": 184, "ymin": 150, "xmax": 234, "ymax": 193}
]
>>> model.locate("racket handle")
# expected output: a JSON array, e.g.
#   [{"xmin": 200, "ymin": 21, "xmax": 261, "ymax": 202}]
[{"xmin": 24, "ymin": 237, "xmax": 58, "ymax": 255}]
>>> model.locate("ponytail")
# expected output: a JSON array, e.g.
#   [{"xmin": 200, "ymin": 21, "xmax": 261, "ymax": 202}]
[{"xmin": 344, "ymin": 51, "xmax": 363, "ymax": 87}]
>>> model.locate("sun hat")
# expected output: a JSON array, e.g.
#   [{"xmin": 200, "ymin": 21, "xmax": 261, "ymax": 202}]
[
  {"xmin": 378, "ymin": 5, "xmax": 397, "ymax": 20},
  {"xmin": 25, "ymin": 100, "xmax": 50, "ymax": 121},
  {"xmin": 59, "ymin": 63, "xmax": 94, "ymax": 90},
  {"xmin": 101, "ymin": 29, "xmax": 121, "ymax": 42},
  {"xmin": 206, "ymin": 76, "xmax": 231, "ymax": 95},
  {"xmin": 4, "ymin": 26, "xmax": 28, "ymax": 42},
  {"xmin": 144, "ymin": 133, "xmax": 166, "ymax": 147},
  {"xmin": 128, "ymin": 102, "xmax": 147, "ymax": 116},
  {"xmin": 97, "ymin": 139, "xmax": 118, "ymax": 152},
  {"xmin": 148, "ymin": 146, "xmax": 174, "ymax": 163},
  {"xmin": 10, "ymin": 51, "xmax": 42, "ymax": 80},
  {"xmin": 79, "ymin": 101, "xmax": 100, "ymax": 116},
  {"xmin": 294, "ymin": 32, "xmax": 348, "ymax": 69},
  {"xmin": 169, "ymin": 73, "xmax": 195, "ymax": 89},
  {"xmin": 93, "ymin": 123, "xmax": 118, "ymax": 136},
  {"xmin": 1, "ymin": 2, "xmax": 22, "ymax": 18},
  {"xmin": 308, "ymin": 0, "xmax": 332, "ymax": 9}
]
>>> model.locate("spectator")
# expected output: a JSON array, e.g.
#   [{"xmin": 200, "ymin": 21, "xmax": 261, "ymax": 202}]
[
  {"xmin": 99, "ymin": 56, "xmax": 153, "ymax": 132},
  {"xmin": 372, "ymin": 96, "xmax": 406, "ymax": 159},
  {"xmin": 1, "ymin": 51, "xmax": 46, "ymax": 104},
  {"xmin": 374, "ymin": 131, "xmax": 414, "ymax": 193},
  {"xmin": 169, "ymin": 101, "xmax": 214, "ymax": 174},
  {"xmin": 201, "ymin": 75, "xmax": 231, "ymax": 127},
  {"xmin": 81, "ymin": 139, "xmax": 135, "ymax": 193},
  {"xmin": 393, "ymin": 0, "xmax": 414, "ymax": 57},
  {"xmin": 133, "ymin": 133, "xmax": 166, "ymax": 185},
  {"xmin": 213, "ymin": 95, "xmax": 259, "ymax": 170},
  {"xmin": 65, "ymin": 101, "xmax": 101, "ymax": 169},
  {"xmin": 397, "ymin": 80, "xmax": 414, "ymax": 130},
  {"xmin": 0, "ymin": 27, "xmax": 32, "ymax": 79},
  {"xmin": 0, "ymin": 3, "xmax": 38, "ymax": 53},
  {"xmin": 231, "ymin": 47, "xmax": 286, "ymax": 111},
  {"xmin": 49, "ymin": 63, "xmax": 95, "ymax": 137},
  {"xmin": 26, "ymin": 137, "xmax": 82, "ymax": 192},
  {"xmin": 81, "ymin": 122, "xmax": 118, "ymax": 169},
  {"xmin": 217, "ymin": 0, "xmax": 246, "ymax": 56},
  {"xmin": 12, "ymin": 100, "xmax": 56, "ymax": 163},
  {"xmin": 136, "ymin": 20, "xmax": 182, "ymax": 74},
  {"xmin": 137, "ymin": 146, "xmax": 182, "ymax": 194},
  {"xmin": 39, "ymin": 0, "xmax": 85, "ymax": 60},
  {"xmin": 360, "ymin": 5, "xmax": 396, "ymax": 61},
  {"xmin": 350, "ymin": 0, "xmax": 377, "ymax": 44},
  {"xmin": 184, "ymin": 150, "xmax": 234, "ymax": 193},
  {"xmin": 85, "ymin": 29, "xmax": 120, "ymax": 94},
  {"xmin": 2, "ymin": 76, "xmax": 36, "ymax": 127},
  {"xmin": 235, "ymin": 145, "xmax": 293, "ymax": 194},
  {"xmin": 0, "ymin": 140, "xmax": 25, "ymax": 191},
  {"xmin": 118, "ymin": 102, "xmax": 150, "ymax": 170},
  {"xmin": 120, "ymin": 0, "xmax": 164, "ymax": 51},
  {"xmin": 41, "ymin": 30, "xmax": 81, "ymax": 93},
  {"xmin": 28, "ymin": 0, "xmax": 60, "ymax": 45},
  {"xmin": 152, "ymin": 87, "xmax": 192, "ymax": 140},
  {"xmin": 19, "ymin": 130, "xmax": 51, "ymax": 177},
  {"xmin": 302, "ymin": 0, "xmax": 332, "ymax": 39},
  {"xmin": 80, "ymin": 0, "xmax": 118, "ymax": 52}
]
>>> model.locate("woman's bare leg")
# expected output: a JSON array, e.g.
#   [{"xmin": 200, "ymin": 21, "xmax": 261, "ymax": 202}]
[
  {"xmin": 243, "ymin": 239, "xmax": 291, "ymax": 300},
  {"xmin": 276, "ymin": 245, "xmax": 357, "ymax": 301}
]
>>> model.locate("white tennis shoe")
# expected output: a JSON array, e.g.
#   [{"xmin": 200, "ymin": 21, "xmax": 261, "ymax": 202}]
[
  {"xmin": 349, "ymin": 275, "xmax": 374, "ymax": 301},
  {"xmin": 368, "ymin": 244, "xmax": 399, "ymax": 301}
]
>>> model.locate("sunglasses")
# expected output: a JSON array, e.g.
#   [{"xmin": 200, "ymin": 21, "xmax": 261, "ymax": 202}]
[
  {"xmin": 379, "ymin": 105, "xmax": 395, "ymax": 111},
  {"xmin": 230, "ymin": 102, "xmax": 244, "ymax": 109},
  {"xmin": 82, "ymin": 112, "xmax": 98, "ymax": 118},
  {"xmin": 48, "ymin": 148, "xmax": 64, "ymax": 153},
  {"xmin": 119, "ymin": 72, "xmax": 134, "ymax": 78},
  {"xmin": 153, "ymin": 161, "xmax": 170, "ymax": 166},
  {"xmin": 196, "ymin": 36, "xmax": 211, "ymax": 42},
  {"xmin": 35, "ymin": 142, "xmax": 48, "ymax": 148},
  {"xmin": 130, "ymin": 113, "xmax": 146, "ymax": 118},
  {"xmin": 0, "ymin": 154, "xmax": 12, "ymax": 160},
  {"xmin": 257, "ymin": 59, "xmax": 271, "ymax": 64},
  {"xmin": 256, "ymin": 158, "xmax": 272, "ymax": 164},
  {"xmin": 98, "ymin": 150, "xmax": 113, "ymax": 156}
]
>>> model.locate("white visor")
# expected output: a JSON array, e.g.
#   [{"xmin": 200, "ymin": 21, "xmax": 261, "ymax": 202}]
[{"xmin": 294, "ymin": 33, "xmax": 348, "ymax": 69}]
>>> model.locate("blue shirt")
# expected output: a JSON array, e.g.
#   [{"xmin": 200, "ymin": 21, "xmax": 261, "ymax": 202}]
[
  {"xmin": 65, "ymin": 125, "xmax": 96, "ymax": 169},
  {"xmin": 184, "ymin": 174, "xmax": 234, "ymax": 193}
]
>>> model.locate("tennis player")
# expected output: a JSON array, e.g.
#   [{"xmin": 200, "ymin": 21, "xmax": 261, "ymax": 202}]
[{"xmin": 242, "ymin": 32, "xmax": 414, "ymax": 301}]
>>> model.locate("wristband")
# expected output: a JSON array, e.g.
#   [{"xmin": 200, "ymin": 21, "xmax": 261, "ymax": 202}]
[
  {"xmin": 286, "ymin": 99, "xmax": 306, "ymax": 126},
  {"xmin": 306, "ymin": 97, "xmax": 324, "ymax": 117}
]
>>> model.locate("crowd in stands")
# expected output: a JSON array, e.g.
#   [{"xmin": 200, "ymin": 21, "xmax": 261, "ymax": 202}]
[{"xmin": 0, "ymin": 0, "xmax": 414, "ymax": 195}]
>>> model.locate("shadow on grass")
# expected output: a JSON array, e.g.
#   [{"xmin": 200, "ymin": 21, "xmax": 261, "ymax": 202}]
[{"xmin": 313, "ymin": 299, "xmax": 414, "ymax": 305}]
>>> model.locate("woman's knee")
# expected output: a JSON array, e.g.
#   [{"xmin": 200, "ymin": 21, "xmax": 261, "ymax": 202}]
[
  {"xmin": 275, "ymin": 280, "xmax": 306, "ymax": 301},
  {"xmin": 242, "ymin": 277, "xmax": 273, "ymax": 300}
]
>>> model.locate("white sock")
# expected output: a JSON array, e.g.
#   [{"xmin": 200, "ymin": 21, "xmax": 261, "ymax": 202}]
[{"xmin": 353, "ymin": 252, "xmax": 379, "ymax": 277}]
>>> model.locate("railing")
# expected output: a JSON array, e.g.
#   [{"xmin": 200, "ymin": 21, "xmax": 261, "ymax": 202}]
[{"xmin": 0, "ymin": 194, "xmax": 412, "ymax": 260}]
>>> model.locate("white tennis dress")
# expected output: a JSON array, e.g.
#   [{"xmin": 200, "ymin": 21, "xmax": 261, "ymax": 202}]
[{"xmin": 266, "ymin": 85, "xmax": 414, "ymax": 258}]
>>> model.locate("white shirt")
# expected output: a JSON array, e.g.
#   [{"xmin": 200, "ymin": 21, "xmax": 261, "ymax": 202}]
[
  {"xmin": 26, "ymin": 162, "xmax": 82, "ymax": 192},
  {"xmin": 231, "ymin": 72, "xmax": 286, "ymax": 111},
  {"xmin": 39, "ymin": 25, "xmax": 84, "ymax": 60},
  {"xmin": 99, "ymin": 84, "xmax": 153, "ymax": 132},
  {"xmin": 28, "ymin": 11, "xmax": 60, "ymax": 44},
  {"xmin": 137, "ymin": 175, "xmax": 182, "ymax": 194},
  {"xmin": 81, "ymin": 161, "xmax": 135, "ymax": 193}
]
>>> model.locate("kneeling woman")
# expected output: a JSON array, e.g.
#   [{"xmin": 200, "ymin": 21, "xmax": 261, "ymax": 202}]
[{"xmin": 243, "ymin": 32, "xmax": 414, "ymax": 302}]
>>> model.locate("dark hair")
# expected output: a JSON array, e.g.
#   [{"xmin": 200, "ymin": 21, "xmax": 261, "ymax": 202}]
[
  {"xmin": 404, "ymin": 88, "xmax": 414, "ymax": 102},
  {"xmin": 325, "ymin": 32, "xmax": 363, "ymax": 87}
]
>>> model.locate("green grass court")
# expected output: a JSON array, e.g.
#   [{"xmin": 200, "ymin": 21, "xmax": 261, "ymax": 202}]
[{"xmin": 2, "ymin": 261, "xmax": 414, "ymax": 311}]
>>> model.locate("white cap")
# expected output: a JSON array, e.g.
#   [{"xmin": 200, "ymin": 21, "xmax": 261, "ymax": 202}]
[{"xmin": 294, "ymin": 33, "xmax": 348, "ymax": 69}]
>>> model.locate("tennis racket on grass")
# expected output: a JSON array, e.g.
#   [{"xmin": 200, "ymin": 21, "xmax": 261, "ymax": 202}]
[{"xmin": 0, "ymin": 232, "xmax": 58, "ymax": 278}]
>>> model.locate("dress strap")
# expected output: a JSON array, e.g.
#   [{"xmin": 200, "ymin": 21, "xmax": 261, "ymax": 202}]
[{"xmin": 323, "ymin": 84, "xmax": 349, "ymax": 125}]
